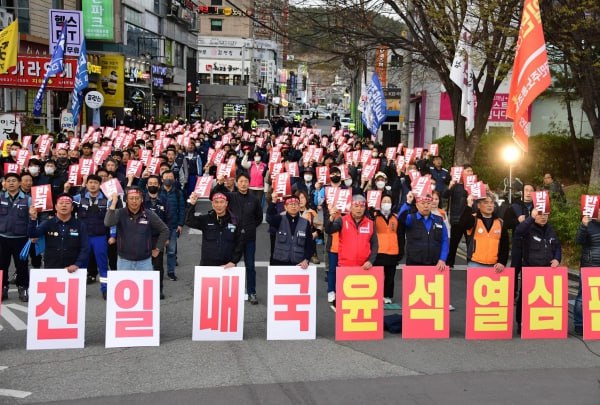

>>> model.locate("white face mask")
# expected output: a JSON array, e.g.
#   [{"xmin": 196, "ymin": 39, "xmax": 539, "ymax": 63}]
[
  {"xmin": 45, "ymin": 167, "xmax": 55, "ymax": 175},
  {"xmin": 376, "ymin": 181, "xmax": 386, "ymax": 190},
  {"xmin": 28, "ymin": 166, "xmax": 39, "ymax": 175},
  {"xmin": 372, "ymin": 152, "xmax": 378, "ymax": 158},
  {"xmin": 381, "ymin": 202, "xmax": 392, "ymax": 214},
  {"xmin": 250, "ymin": 137, "xmax": 256, "ymax": 142},
  {"xmin": 344, "ymin": 178, "xmax": 353, "ymax": 187},
  {"xmin": 10, "ymin": 150, "xmax": 17, "ymax": 157},
  {"xmin": 195, "ymin": 142, "xmax": 201, "ymax": 148},
  {"xmin": 93, "ymin": 147, "xmax": 99, "ymax": 152},
  {"xmin": 254, "ymin": 156, "xmax": 261, "ymax": 162},
  {"xmin": 304, "ymin": 174, "xmax": 313, "ymax": 182}
]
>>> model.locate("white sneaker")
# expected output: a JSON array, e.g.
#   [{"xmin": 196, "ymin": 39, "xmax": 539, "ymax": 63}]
[
  {"xmin": 327, "ymin": 291, "xmax": 336, "ymax": 303},
  {"xmin": 383, "ymin": 297, "xmax": 392, "ymax": 304},
  {"xmin": 449, "ymin": 304, "xmax": 456, "ymax": 311}
]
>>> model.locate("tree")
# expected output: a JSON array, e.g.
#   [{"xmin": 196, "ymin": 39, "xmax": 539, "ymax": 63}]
[
  {"xmin": 288, "ymin": 0, "xmax": 521, "ymax": 164},
  {"xmin": 541, "ymin": 0, "xmax": 600, "ymax": 190}
]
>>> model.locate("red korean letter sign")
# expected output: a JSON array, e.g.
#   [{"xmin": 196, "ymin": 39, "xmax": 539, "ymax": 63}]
[
  {"xmin": 335, "ymin": 266, "xmax": 384, "ymax": 341},
  {"xmin": 466, "ymin": 267, "xmax": 515, "ymax": 339},
  {"xmin": 27, "ymin": 269, "xmax": 87, "ymax": 350},
  {"xmin": 192, "ymin": 266, "xmax": 246, "ymax": 341},
  {"xmin": 267, "ymin": 266, "xmax": 317, "ymax": 340},
  {"xmin": 402, "ymin": 266, "xmax": 450, "ymax": 339},
  {"xmin": 31, "ymin": 184, "xmax": 53, "ymax": 212},
  {"xmin": 581, "ymin": 267, "xmax": 600, "ymax": 340},
  {"xmin": 105, "ymin": 271, "xmax": 160, "ymax": 347},
  {"xmin": 521, "ymin": 267, "xmax": 567, "ymax": 339}
]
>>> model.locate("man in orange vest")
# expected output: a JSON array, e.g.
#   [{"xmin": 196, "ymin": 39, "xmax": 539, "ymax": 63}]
[
  {"xmin": 325, "ymin": 194, "xmax": 378, "ymax": 310},
  {"xmin": 460, "ymin": 193, "xmax": 509, "ymax": 271}
]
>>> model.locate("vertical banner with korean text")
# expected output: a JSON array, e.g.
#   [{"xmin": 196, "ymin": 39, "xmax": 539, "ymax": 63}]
[
  {"xmin": 193, "ymin": 266, "xmax": 245, "ymax": 341},
  {"xmin": 466, "ymin": 267, "xmax": 515, "ymax": 339},
  {"xmin": 267, "ymin": 266, "xmax": 316, "ymax": 340},
  {"xmin": 581, "ymin": 267, "xmax": 600, "ymax": 340},
  {"xmin": 402, "ymin": 266, "xmax": 450, "ymax": 339},
  {"xmin": 335, "ymin": 266, "xmax": 384, "ymax": 341},
  {"xmin": 105, "ymin": 271, "xmax": 160, "ymax": 348},
  {"xmin": 521, "ymin": 267, "xmax": 567, "ymax": 339},
  {"xmin": 27, "ymin": 269, "xmax": 87, "ymax": 350}
]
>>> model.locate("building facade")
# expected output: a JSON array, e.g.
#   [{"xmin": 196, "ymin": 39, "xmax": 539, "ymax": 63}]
[{"xmin": 196, "ymin": 0, "xmax": 287, "ymax": 121}]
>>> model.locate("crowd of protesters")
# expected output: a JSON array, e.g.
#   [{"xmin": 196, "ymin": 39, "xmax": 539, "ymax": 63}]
[{"xmin": 0, "ymin": 116, "xmax": 594, "ymax": 336}]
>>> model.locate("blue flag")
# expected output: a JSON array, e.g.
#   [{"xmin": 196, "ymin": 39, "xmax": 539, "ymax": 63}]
[
  {"xmin": 70, "ymin": 39, "xmax": 88, "ymax": 126},
  {"xmin": 33, "ymin": 23, "xmax": 68, "ymax": 117},
  {"xmin": 361, "ymin": 73, "xmax": 388, "ymax": 136}
]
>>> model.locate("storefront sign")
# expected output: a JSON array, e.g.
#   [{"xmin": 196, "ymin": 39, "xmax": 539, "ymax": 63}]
[
  {"xmin": 83, "ymin": 0, "xmax": 114, "ymax": 40},
  {"xmin": 85, "ymin": 91, "xmax": 104, "ymax": 109},
  {"xmin": 49, "ymin": 9, "xmax": 83, "ymax": 56},
  {"xmin": 0, "ymin": 56, "xmax": 76, "ymax": 88},
  {"xmin": 98, "ymin": 54, "xmax": 125, "ymax": 108}
]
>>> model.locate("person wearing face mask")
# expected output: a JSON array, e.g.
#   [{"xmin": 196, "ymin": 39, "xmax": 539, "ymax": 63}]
[
  {"xmin": 0, "ymin": 142, "xmax": 20, "ymax": 177},
  {"xmin": 373, "ymin": 194, "xmax": 403, "ymax": 304},
  {"xmin": 55, "ymin": 148, "xmax": 71, "ymax": 176},
  {"xmin": 27, "ymin": 159, "xmax": 43, "ymax": 185},
  {"xmin": 160, "ymin": 170, "xmax": 185, "ymax": 281},
  {"xmin": 38, "ymin": 160, "xmax": 67, "ymax": 202},
  {"xmin": 144, "ymin": 175, "xmax": 170, "ymax": 299},
  {"xmin": 241, "ymin": 150, "xmax": 267, "ymax": 206},
  {"xmin": 183, "ymin": 143, "xmax": 203, "ymax": 199},
  {"xmin": 293, "ymin": 166, "xmax": 318, "ymax": 210}
]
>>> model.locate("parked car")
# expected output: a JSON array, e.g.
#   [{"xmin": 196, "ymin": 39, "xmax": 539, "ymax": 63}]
[
  {"xmin": 256, "ymin": 119, "xmax": 272, "ymax": 131},
  {"xmin": 340, "ymin": 117, "xmax": 351, "ymax": 130}
]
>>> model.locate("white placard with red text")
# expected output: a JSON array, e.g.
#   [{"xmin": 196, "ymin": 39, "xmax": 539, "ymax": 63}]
[
  {"xmin": 27, "ymin": 269, "xmax": 87, "ymax": 350},
  {"xmin": 105, "ymin": 271, "xmax": 160, "ymax": 348},
  {"xmin": 267, "ymin": 266, "xmax": 317, "ymax": 340},
  {"xmin": 192, "ymin": 266, "xmax": 246, "ymax": 341}
]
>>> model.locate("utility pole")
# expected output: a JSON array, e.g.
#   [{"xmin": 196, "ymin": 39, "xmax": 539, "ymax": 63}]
[{"xmin": 399, "ymin": 0, "xmax": 413, "ymax": 146}]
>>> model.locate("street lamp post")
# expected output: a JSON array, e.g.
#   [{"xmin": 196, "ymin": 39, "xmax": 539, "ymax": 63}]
[
  {"xmin": 138, "ymin": 36, "xmax": 164, "ymax": 119},
  {"xmin": 502, "ymin": 144, "xmax": 521, "ymax": 204}
]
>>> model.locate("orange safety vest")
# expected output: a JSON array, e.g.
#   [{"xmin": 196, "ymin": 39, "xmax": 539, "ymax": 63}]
[
  {"xmin": 375, "ymin": 215, "xmax": 399, "ymax": 256},
  {"xmin": 467, "ymin": 216, "xmax": 503, "ymax": 265},
  {"xmin": 330, "ymin": 232, "xmax": 339, "ymax": 253}
]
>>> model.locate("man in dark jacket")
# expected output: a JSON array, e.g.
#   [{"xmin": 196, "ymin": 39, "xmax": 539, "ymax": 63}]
[
  {"xmin": 28, "ymin": 193, "xmax": 89, "ymax": 275},
  {"xmin": 573, "ymin": 215, "xmax": 600, "ymax": 335},
  {"xmin": 185, "ymin": 191, "xmax": 243, "ymax": 267},
  {"xmin": 144, "ymin": 175, "xmax": 171, "ymax": 299},
  {"xmin": 443, "ymin": 164, "xmax": 474, "ymax": 267},
  {"xmin": 267, "ymin": 194, "xmax": 313, "ymax": 268},
  {"xmin": 513, "ymin": 209, "xmax": 562, "ymax": 332},
  {"xmin": 160, "ymin": 170, "xmax": 185, "ymax": 281},
  {"xmin": 104, "ymin": 187, "xmax": 169, "ymax": 271},
  {"xmin": 214, "ymin": 172, "xmax": 263, "ymax": 304}
]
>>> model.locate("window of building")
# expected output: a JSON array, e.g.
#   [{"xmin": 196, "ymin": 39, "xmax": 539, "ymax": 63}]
[
  {"xmin": 199, "ymin": 74, "xmax": 211, "ymax": 84},
  {"xmin": 232, "ymin": 75, "xmax": 242, "ymax": 86},
  {"xmin": 210, "ymin": 19, "xmax": 223, "ymax": 32},
  {"xmin": 211, "ymin": 0, "xmax": 223, "ymax": 5},
  {"xmin": 213, "ymin": 74, "xmax": 230, "ymax": 85},
  {"xmin": 52, "ymin": 0, "xmax": 63, "ymax": 8},
  {"xmin": 5, "ymin": 0, "xmax": 31, "ymax": 34},
  {"xmin": 174, "ymin": 42, "xmax": 184, "ymax": 68}
]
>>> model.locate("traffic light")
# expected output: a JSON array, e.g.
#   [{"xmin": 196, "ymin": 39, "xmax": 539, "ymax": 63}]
[{"xmin": 187, "ymin": 82, "xmax": 192, "ymax": 92}]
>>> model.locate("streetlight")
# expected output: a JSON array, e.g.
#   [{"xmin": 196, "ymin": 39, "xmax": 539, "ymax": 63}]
[{"xmin": 502, "ymin": 144, "xmax": 520, "ymax": 204}]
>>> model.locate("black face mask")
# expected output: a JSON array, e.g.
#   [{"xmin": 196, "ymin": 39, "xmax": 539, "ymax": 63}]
[
  {"xmin": 57, "ymin": 157, "xmax": 68, "ymax": 164},
  {"xmin": 330, "ymin": 175, "xmax": 341, "ymax": 183},
  {"xmin": 70, "ymin": 157, "xmax": 79, "ymax": 163},
  {"xmin": 147, "ymin": 186, "xmax": 160, "ymax": 194}
]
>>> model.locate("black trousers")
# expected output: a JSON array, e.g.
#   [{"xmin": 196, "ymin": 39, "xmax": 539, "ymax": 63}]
[
  {"xmin": 446, "ymin": 223, "xmax": 466, "ymax": 267},
  {"xmin": 384, "ymin": 265, "xmax": 396, "ymax": 299},
  {"xmin": 0, "ymin": 236, "xmax": 29, "ymax": 289},
  {"xmin": 152, "ymin": 251, "xmax": 165, "ymax": 293}
]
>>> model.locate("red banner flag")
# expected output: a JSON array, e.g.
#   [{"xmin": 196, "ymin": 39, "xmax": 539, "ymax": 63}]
[
  {"xmin": 335, "ymin": 266, "xmax": 384, "ymax": 341},
  {"xmin": 465, "ymin": 267, "xmax": 515, "ymax": 339},
  {"xmin": 507, "ymin": 0, "xmax": 551, "ymax": 152},
  {"xmin": 521, "ymin": 267, "xmax": 568, "ymax": 339},
  {"xmin": 581, "ymin": 267, "xmax": 600, "ymax": 340},
  {"xmin": 31, "ymin": 184, "xmax": 53, "ymax": 212},
  {"xmin": 402, "ymin": 266, "xmax": 450, "ymax": 339},
  {"xmin": 193, "ymin": 176, "xmax": 214, "ymax": 199}
]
